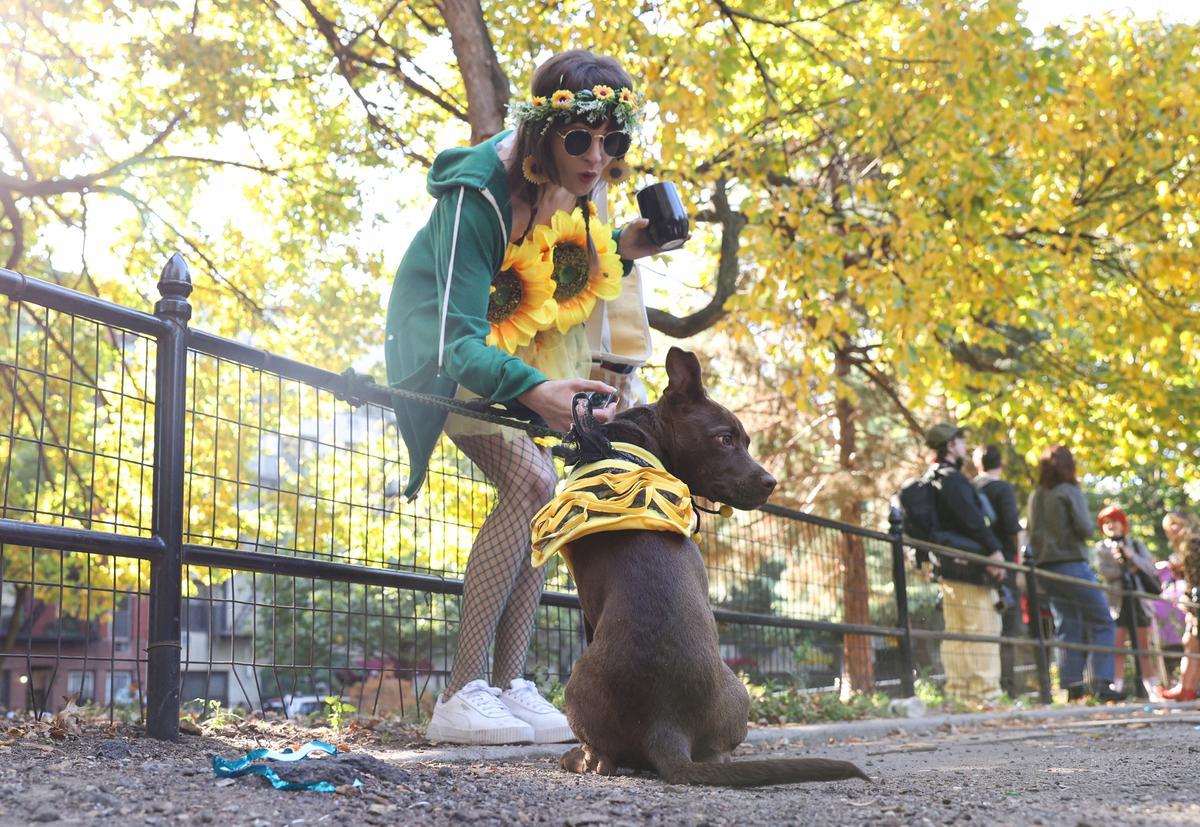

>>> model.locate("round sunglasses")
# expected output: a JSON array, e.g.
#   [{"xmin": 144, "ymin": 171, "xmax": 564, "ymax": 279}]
[{"xmin": 558, "ymin": 129, "xmax": 631, "ymax": 158}]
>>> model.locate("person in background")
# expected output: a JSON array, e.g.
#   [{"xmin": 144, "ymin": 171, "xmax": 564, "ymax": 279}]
[
  {"xmin": 924, "ymin": 423, "xmax": 1006, "ymax": 703},
  {"xmin": 1160, "ymin": 510, "xmax": 1200, "ymax": 701},
  {"xmin": 972, "ymin": 444, "xmax": 1023, "ymax": 697},
  {"xmin": 1093, "ymin": 505, "xmax": 1161, "ymax": 699},
  {"xmin": 1026, "ymin": 446, "xmax": 1124, "ymax": 702},
  {"xmin": 1153, "ymin": 553, "xmax": 1189, "ymax": 685}
]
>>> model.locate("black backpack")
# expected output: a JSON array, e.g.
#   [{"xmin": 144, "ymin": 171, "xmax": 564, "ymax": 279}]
[
  {"xmin": 898, "ymin": 468, "xmax": 940, "ymax": 541},
  {"xmin": 897, "ymin": 468, "xmax": 942, "ymax": 569}
]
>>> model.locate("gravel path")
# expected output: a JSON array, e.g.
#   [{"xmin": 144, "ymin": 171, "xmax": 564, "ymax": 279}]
[{"xmin": 1, "ymin": 708, "xmax": 1196, "ymax": 826}]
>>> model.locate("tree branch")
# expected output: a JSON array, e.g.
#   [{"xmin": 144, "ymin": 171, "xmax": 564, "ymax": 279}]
[
  {"xmin": 852, "ymin": 359, "xmax": 923, "ymax": 434},
  {"xmin": 712, "ymin": 0, "xmax": 778, "ymax": 102},
  {"xmin": 1, "ymin": 189, "xmax": 24, "ymax": 270},
  {"xmin": 439, "ymin": 0, "xmax": 510, "ymax": 142},
  {"xmin": 93, "ymin": 185, "xmax": 267, "ymax": 320},
  {"xmin": 0, "ymin": 112, "xmax": 185, "ymax": 198},
  {"xmin": 292, "ymin": 0, "xmax": 465, "ymax": 153},
  {"xmin": 646, "ymin": 179, "xmax": 747, "ymax": 338}
]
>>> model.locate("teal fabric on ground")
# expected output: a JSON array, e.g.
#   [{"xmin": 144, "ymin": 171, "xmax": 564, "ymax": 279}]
[{"xmin": 210, "ymin": 740, "xmax": 362, "ymax": 793}]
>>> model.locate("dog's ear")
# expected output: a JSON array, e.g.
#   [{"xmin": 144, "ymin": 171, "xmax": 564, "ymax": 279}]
[{"xmin": 664, "ymin": 347, "xmax": 705, "ymax": 401}]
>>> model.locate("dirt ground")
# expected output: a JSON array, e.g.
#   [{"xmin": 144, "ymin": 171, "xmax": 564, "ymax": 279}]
[{"xmin": 1, "ymin": 708, "xmax": 1197, "ymax": 826}]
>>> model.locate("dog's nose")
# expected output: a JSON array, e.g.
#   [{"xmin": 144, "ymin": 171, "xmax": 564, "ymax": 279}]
[{"xmin": 759, "ymin": 472, "xmax": 777, "ymax": 493}]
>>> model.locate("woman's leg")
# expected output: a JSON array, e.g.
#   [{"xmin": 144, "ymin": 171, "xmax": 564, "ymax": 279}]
[
  {"xmin": 1076, "ymin": 574, "xmax": 1117, "ymax": 685},
  {"xmin": 492, "ymin": 547, "xmax": 550, "ymax": 687},
  {"xmin": 1114, "ymin": 626, "xmax": 1128, "ymax": 689},
  {"xmin": 1136, "ymin": 626, "xmax": 1158, "ymax": 682},
  {"xmin": 1182, "ymin": 630, "xmax": 1200, "ymax": 691},
  {"xmin": 1042, "ymin": 565, "xmax": 1085, "ymax": 689},
  {"xmin": 443, "ymin": 432, "xmax": 557, "ymax": 698},
  {"xmin": 1162, "ymin": 618, "xmax": 1199, "ymax": 697},
  {"xmin": 1048, "ymin": 593, "xmax": 1085, "ymax": 689}
]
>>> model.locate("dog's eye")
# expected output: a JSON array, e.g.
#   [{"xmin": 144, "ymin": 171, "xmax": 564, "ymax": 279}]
[{"xmin": 718, "ymin": 433, "xmax": 734, "ymax": 447}]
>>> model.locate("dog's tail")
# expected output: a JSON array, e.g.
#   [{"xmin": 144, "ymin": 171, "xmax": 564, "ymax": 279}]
[{"xmin": 664, "ymin": 758, "xmax": 868, "ymax": 788}]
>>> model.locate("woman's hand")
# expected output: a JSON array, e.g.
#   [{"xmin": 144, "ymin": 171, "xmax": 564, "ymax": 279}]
[
  {"xmin": 617, "ymin": 217, "xmax": 688, "ymax": 260},
  {"xmin": 1107, "ymin": 540, "xmax": 1134, "ymax": 566},
  {"xmin": 518, "ymin": 379, "xmax": 618, "ymax": 432},
  {"xmin": 986, "ymin": 550, "xmax": 1006, "ymax": 583}
]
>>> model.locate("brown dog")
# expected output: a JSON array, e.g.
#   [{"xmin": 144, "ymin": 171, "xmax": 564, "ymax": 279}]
[{"xmin": 558, "ymin": 347, "xmax": 867, "ymax": 787}]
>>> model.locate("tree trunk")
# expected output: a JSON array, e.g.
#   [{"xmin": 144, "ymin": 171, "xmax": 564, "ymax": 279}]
[
  {"xmin": 835, "ymin": 349, "xmax": 874, "ymax": 697},
  {"xmin": 440, "ymin": 0, "xmax": 509, "ymax": 144}
]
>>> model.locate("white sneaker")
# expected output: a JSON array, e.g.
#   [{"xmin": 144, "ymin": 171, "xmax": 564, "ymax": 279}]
[
  {"xmin": 499, "ymin": 678, "xmax": 575, "ymax": 744},
  {"xmin": 425, "ymin": 679, "xmax": 535, "ymax": 745}
]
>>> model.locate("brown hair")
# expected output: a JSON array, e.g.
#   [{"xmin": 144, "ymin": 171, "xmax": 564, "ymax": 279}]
[
  {"xmin": 1037, "ymin": 445, "xmax": 1077, "ymax": 489},
  {"xmin": 1163, "ymin": 510, "xmax": 1200, "ymax": 553},
  {"xmin": 505, "ymin": 51, "xmax": 634, "ymax": 276}
]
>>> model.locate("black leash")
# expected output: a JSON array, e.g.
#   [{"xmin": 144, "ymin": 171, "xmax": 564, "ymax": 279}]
[{"xmin": 335, "ymin": 368, "xmax": 567, "ymax": 440}]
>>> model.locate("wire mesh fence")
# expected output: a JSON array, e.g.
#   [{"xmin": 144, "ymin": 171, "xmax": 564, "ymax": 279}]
[{"xmin": 2, "ymin": 260, "xmax": 1196, "ymax": 735}]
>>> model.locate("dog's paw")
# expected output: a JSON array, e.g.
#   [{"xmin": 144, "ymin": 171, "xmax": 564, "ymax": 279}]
[
  {"xmin": 560, "ymin": 746, "xmax": 588, "ymax": 774},
  {"xmin": 560, "ymin": 745, "xmax": 617, "ymax": 775},
  {"xmin": 586, "ymin": 747, "xmax": 617, "ymax": 776}
]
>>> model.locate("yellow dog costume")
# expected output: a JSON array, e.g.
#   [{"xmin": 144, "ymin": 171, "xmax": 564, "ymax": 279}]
[{"xmin": 530, "ymin": 442, "xmax": 696, "ymax": 572}]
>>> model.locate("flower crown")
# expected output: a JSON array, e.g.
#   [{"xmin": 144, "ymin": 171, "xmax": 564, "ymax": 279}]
[{"xmin": 510, "ymin": 85, "xmax": 642, "ymax": 135}]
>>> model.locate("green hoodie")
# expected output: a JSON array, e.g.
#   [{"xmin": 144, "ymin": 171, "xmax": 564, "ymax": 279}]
[{"xmin": 384, "ymin": 131, "xmax": 547, "ymax": 499}]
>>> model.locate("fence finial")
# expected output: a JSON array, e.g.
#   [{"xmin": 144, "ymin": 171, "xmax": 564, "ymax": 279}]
[{"xmin": 155, "ymin": 253, "xmax": 193, "ymax": 322}]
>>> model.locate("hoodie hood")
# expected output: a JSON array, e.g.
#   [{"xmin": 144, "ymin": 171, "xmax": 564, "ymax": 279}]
[{"xmin": 426, "ymin": 130, "xmax": 513, "ymax": 200}]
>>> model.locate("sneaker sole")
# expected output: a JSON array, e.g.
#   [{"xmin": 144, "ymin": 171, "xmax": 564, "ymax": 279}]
[
  {"xmin": 530, "ymin": 724, "xmax": 576, "ymax": 744},
  {"xmin": 425, "ymin": 721, "xmax": 535, "ymax": 745}
]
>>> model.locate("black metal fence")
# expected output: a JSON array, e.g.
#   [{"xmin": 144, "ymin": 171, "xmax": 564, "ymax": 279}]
[{"xmin": 1, "ymin": 257, "xmax": 1193, "ymax": 739}]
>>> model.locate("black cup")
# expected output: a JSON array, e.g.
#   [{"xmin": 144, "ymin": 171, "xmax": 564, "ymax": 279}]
[{"xmin": 636, "ymin": 182, "xmax": 689, "ymax": 251}]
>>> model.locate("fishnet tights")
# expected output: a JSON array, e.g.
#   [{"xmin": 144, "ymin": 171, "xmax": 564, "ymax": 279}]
[{"xmin": 443, "ymin": 432, "xmax": 556, "ymax": 698}]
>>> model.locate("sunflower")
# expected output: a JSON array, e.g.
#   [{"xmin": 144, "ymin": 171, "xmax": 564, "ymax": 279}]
[
  {"xmin": 618, "ymin": 89, "xmax": 636, "ymax": 105},
  {"xmin": 592, "ymin": 84, "xmax": 614, "ymax": 101},
  {"xmin": 603, "ymin": 159, "xmax": 631, "ymax": 185},
  {"xmin": 534, "ymin": 208, "xmax": 622, "ymax": 333},
  {"xmin": 522, "ymin": 156, "xmax": 550, "ymax": 185},
  {"xmin": 486, "ymin": 238, "xmax": 557, "ymax": 354},
  {"xmin": 551, "ymin": 89, "xmax": 575, "ymax": 109},
  {"xmin": 531, "ymin": 95, "xmax": 548, "ymax": 107}
]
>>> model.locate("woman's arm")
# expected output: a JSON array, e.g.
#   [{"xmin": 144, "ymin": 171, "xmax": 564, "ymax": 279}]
[
  {"xmin": 1063, "ymin": 485, "xmax": 1094, "ymax": 541},
  {"xmin": 1026, "ymin": 490, "xmax": 1041, "ymax": 548},
  {"xmin": 1131, "ymin": 540, "xmax": 1160, "ymax": 580},
  {"xmin": 429, "ymin": 187, "xmax": 548, "ymax": 402}
]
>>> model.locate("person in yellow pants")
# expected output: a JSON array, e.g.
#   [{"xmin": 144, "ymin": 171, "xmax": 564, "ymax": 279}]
[{"xmin": 923, "ymin": 423, "xmax": 1006, "ymax": 703}]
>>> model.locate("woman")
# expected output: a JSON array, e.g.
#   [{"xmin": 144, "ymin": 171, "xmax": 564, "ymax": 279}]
[
  {"xmin": 1026, "ymin": 446, "xmax": 1123, "ymax": 701},
  {"xmin": 1160, "ymin": 510, "xmax": 1200, "ymax": 701},
  {"xmin": 1093, "ymin": 505, "xmax": 1161, "ymax": 699},
  {"xmin": 1154, "ymin": 553, "xmax": 1190, "ymax": 684},
  {"xmin": 384, "ymin": 51, "xmax": 667, "ymax": 744}
]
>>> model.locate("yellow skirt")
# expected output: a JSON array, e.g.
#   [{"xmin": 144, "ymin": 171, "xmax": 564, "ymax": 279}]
[{"xmin": 444, "ymin": 326, "xmax": 592, "ymax": 441}]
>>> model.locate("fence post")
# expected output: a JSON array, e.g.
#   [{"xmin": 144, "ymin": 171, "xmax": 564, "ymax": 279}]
[
  {"xmin": 146, "ymin": 253, "xmax": 192, "ymax": 740},
  {"xmin": 1023, "ymin": 557, "xmax": 1054, "ymax": 705},
  {"xmin": 888, "ymin": 507, "xmax": 916, "ymax": 697}
]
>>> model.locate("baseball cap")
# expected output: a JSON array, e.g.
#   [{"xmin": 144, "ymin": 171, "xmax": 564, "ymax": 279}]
[{"xmin": 925, "ymin": 422, "xmax": 966, "ymax": 449}]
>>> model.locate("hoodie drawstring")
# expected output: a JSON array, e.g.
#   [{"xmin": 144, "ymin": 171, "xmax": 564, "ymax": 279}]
[{"xmin": 437, "ymin": 186, "xmax": 467, "ymax": 377}]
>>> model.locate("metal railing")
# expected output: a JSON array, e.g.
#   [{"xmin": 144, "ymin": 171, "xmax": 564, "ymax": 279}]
[{"xmin": 1, "ymin": 256, "xmax": 1193, "ymax": 737}]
